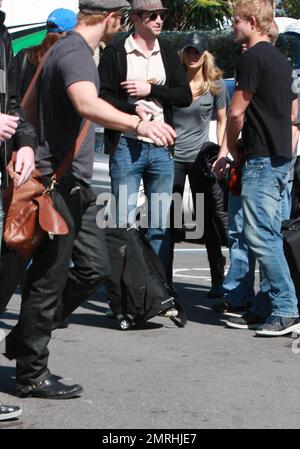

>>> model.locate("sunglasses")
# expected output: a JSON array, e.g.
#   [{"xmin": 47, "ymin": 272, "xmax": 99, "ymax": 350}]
[{"xmin": 140, "ymin": 11, "xmax": 167, "ymax": 21}]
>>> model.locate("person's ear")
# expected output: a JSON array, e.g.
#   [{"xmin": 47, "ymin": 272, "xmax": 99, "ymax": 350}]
[
  {"xmin": 249, "ymin": 16, "xmax": 257, "ymax": 29},
  {"xmin": 105, "ymin": 12, "xmax": 115, "ymax": 26}
]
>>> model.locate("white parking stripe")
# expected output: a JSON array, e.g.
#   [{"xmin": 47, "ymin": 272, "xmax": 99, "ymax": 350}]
[{"xmin": 174, "ymin": 248, "xmax": 230, "ymax": 252}]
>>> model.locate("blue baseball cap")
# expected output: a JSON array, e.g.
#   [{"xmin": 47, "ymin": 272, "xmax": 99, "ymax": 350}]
[{"xmin": 46, "ymin": 8, "xmax": 77, "ymax": 33}]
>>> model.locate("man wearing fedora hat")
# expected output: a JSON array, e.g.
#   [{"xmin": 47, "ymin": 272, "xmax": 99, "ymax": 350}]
[
  {"xmin": 99, "ymin": 0, "xmax": 192, "ymax": 271},
  {"xmin": 0, "ymin": 0, "xmax": 177, "ymax": 400}
]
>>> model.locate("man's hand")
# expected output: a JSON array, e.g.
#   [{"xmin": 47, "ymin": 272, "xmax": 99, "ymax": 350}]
[
  {"xmin": 137, "ymin": 121, "xmax": 176, "ymax": 147},
  {"xmin": 135, "ymin": 104, "xmax": 157, "ymax": 121},
  {"xmin": 121, "ymin": 81, "xmax": 151, "ymax": 98},
  {"xmin": 14, "ymin": 146, "xmax": 35, "ymax": 187},
  {"xmin": 0, "ymin": 114, "xmax": 19, "ymax": 141}
]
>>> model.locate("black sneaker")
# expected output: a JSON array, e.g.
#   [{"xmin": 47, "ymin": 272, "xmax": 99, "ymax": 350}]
[
  {"xmin": 255, "ymin": 316, "xmax": 300, "ymax": 337},
  {"xmin": 226, "ymin": 311, "xmax": 266, "ymax": 330},
  {"xmin": 213, "ymin": 300, "xmax": 251, "ymax": 316},
  {"xmin": 0, "ymin": 404, "xmax": 22, "ymax": 421}
]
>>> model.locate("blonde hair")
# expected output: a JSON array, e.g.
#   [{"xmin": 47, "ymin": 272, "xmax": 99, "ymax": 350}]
[
  {"xmin": 182, "ymin": 50, "xmax": 222, "ymax": 97},
  {"xmin": 234, "ymin": 0, "xmax": 274, "ymax": 34},
  {"xmin": 268, "ymin": 20, "xmax": 279, "ymax": 45}
]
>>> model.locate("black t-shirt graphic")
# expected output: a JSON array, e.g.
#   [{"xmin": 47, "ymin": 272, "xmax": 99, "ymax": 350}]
[{"xmin": 235, "ymin": 41, "xmax": 295, "ymax": 159}]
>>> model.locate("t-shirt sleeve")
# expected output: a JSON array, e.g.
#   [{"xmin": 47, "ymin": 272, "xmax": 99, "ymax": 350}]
[
  {"xmin": 235, "ymin": 51, "xmax": 262, "ymax": 94},
  {"xmin": 58, "ymin": 47, "xmax": 97, "ymax": 88},
  {"xmin": 214, "ymin": 79, "xmax": 229, "ymax": 110}
]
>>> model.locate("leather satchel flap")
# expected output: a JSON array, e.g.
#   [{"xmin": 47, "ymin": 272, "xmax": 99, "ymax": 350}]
[
  {"xmin": 35, "ymin": 194, "xmax": 68, "ymax": 235},
  {"xmin": 4, "ymin": 176, "xmax": 44, "ymax": 220}
]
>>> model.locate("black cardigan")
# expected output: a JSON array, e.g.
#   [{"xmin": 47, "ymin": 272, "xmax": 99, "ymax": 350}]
[
  {"xmin": 0, "ymin": 11, "xmax": 36, "ymax": 183},
  {"xmin": 98, "ymin": 35, "xmax": 192, "ymax": 155}
]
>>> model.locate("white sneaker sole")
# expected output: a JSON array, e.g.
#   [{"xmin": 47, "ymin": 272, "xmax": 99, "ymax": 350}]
[
  {"xmin": 226, "ymin": 321, "xmax": 264, "ymax": 330},
  {"xmin": 0, "ymin": 408, "xmax": 22, "ymax": 421},
  {"xmin": 255, "ymin": 322, "xmax": 300, "ymax": 337},
  {"xmin": 222, "ymin": 311, "xmax": 243, "ymax": 318},
  {"xmin": 159, "ymin": 309, "xmax": 179, "ymax": 318}
]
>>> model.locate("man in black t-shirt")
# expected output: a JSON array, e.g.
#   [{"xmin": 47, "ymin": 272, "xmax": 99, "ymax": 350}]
[
  {"xmin": 215, "ymin": 0, "xmax": 300, "ymax": 337},
  {"xmin": 0, "ymin": 0, "xmax": 177, "ymax": 400}
]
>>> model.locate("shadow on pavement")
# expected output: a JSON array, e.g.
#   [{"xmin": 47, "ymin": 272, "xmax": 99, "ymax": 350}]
[
  {"xmin": 174, "ymin": 281, "xmax": 225, "ymax": 327},
  {"xmin": 0, "ymin": 365, "xmax": 16, "ymax": 395},
  {"xmin": 65, "ymin": 281, "xmax": 223, "ymax": 330},
  {"xmin": 1, "ymin": 281, "xmax": 224, "ymax": 333}
]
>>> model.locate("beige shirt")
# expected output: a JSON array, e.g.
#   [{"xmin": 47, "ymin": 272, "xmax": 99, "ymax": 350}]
[{"xmin": 123, "ymin": 34, "xmax": 166, "ymax": 143}]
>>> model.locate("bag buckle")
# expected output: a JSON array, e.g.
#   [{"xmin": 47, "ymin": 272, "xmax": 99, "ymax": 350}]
[{"xmin": 43, "ymin": 177, "xmax": 57, "ymax": 195}]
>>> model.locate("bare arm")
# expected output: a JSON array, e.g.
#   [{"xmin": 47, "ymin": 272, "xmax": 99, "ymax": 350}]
[
  {"xmin": 216, "ymin": 107, "xmax": 227, "ymax": 146},
  {"xmin": 225, "ymin": 90, "xmax": 253, "ymax": 159},
  {"xmin": 67, "ymin": 81, "xmax": 176, "ymax": 146},
  {"xmin": 292, "ymin": 97, "xmax": 299, "ymax": 155},
  {"xmin": 213, "ymin": 90, "xmax": 252, "ymax": 177}
]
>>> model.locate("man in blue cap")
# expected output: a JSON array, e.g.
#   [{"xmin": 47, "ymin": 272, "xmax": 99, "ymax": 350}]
[{"xmin": 46, "ymin": 8, "xmax": 77, "ymax": 33}]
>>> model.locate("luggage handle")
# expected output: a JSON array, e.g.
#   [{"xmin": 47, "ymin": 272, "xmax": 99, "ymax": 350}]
[{"xmin": 282, "ymin": 217, "xmax": 300, "ymax": 231}]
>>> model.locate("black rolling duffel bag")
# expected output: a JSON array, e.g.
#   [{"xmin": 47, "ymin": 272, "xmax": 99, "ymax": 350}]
[
  {"xmin": 282, "ymin": 217, "xmax": 300, "ymax": 312},
  {"xmin": 105, "ymin": 226, "xmax": 187, "ymax": 330}
]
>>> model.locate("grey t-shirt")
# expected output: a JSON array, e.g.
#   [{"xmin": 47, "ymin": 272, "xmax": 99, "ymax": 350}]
[
  {"xmin": 173, "ymin": 79, "xmax": 227, "ymax": 163},
  {"xmin": 36, "ymin": 31, "xmax": 99, "ymax": 183}
]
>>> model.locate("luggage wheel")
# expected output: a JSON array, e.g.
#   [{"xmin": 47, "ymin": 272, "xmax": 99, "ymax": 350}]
[{"xmin": 118, "ymin": 316, "xmax": 135, "ymax": 331}]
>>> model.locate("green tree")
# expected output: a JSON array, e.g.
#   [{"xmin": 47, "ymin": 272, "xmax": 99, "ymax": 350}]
[
  {"xmin": 164, "ymin": 0, "xmax": 233, "ymax": 31},
  {"xmin": 281, "ymin": 0, "xmax": 300, "ymax": 19}
]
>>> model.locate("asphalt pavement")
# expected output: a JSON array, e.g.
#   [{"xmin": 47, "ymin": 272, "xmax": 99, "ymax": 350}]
[{"xmin": 1, "ymin": 242, "xmax": 300, "ymax": 429}]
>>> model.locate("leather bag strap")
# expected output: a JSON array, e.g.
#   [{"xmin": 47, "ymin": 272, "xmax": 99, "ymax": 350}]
[
  {"xmin": 52, "ymin": 119, "xmax": 91, "ymax": 182},
  {"xmin": 19, "ymin": 48, "xmax": 91, "ymax": 183}
]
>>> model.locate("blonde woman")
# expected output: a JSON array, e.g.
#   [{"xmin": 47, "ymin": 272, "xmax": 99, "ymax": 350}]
[{"xmin": 168, "ymin": 32, "xmax": 228, "ymax": 297}]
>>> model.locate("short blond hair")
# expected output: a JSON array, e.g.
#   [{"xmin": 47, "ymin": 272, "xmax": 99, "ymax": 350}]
[
  {"xmin": 268, "ymin": 20, "xmax": 279, "ymax": 45},
  {"xmin": 234, "ymin": 0, "xmax": 274, "ymax": 34}
]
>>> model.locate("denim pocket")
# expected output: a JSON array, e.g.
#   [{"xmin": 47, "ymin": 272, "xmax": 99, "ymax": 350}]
[
  {"xmin": 242, "ymin": 159, "xmax": 266, "ymax": 189},
  {"xmin": 244, "ymin": 158, "xmax": 265, "ymax": 170}
]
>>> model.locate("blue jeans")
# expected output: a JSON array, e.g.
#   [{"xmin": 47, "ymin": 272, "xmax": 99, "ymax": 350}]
[
  {"xmin": 223, "ymin": 193, "xmax": 256, "ymax": 306},
  {"xmin": 241, "ymin": 156, "xmax": 298, "ymax": 318},
  {"xmin": 281, "ymin": 154, "xmax": 296, "ymax": 220},
  {"xmin": 109, "ymin": 137, "xmax": 174, "ymax": 270}
]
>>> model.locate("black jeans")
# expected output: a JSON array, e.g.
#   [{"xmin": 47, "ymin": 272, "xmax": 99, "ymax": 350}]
[
  {"xmin": 0, "ymin": 243, "xmax": 27, "ymax": 314},
  {"xmin": 167, "ymin": 160, "xmax": 228, "ymax": 282},
  {"xmin": 6, "ymin": 179, "xmax": 110, "ymax": 391},
  {"xmin": 0, "ymin": 189, "xmax": 28, "ymax": 314}
]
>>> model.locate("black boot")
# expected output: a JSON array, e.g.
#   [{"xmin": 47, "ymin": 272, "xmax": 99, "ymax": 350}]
[{"xmin": 208, "ymin": 256, "xmax": 226, "ymax": 298}]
